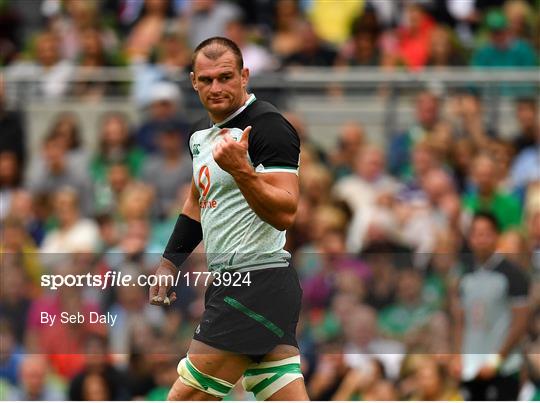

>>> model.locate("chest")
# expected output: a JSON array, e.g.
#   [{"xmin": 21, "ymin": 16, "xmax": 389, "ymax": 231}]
[{"xmin": 191, "ymin": 127, "xmax": 251, "ymax": 199}]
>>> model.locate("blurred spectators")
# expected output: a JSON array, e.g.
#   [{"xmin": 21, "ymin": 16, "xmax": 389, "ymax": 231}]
[
  {"xmin": 141, "ymin": 123, "xmax": 191, "ymax": 218},
  {"xmin": 336, "ymin": 17, "xmax": 381, "ymax": 67},
  {"xmin": 47, "ymin": 0, "xmax": 118, "ymax": 61},
  {"xmin": 0, "ymin": 151, "xmax": 22, "ymax": 219},
  {"xmin": 43, "ymin": 112, "xmax": 88, "ymax": 174},
  {"xmin": 125, "ymin": 0, "xmax": 174, "ymax": 62},
  {"xmin": 0, "ymin": 263, "xmax": 32, "ymax": 345},
  {"xmin": 68, "ymin": 335, "xmax": 131, "ymax": 400},
  {"xmin": 0, "ymin": 216, "xmax": 42, "ymax": 287},
  {"xmin": 135, "ymin": 81, "xmax": 189, "ymax": 153},
  {"xmin": 387, "ymin": 91, "xmax": 441, "ymax": 179},
  {"xmin": 40, "ymin": 187, "xmax": 100, "ymax": 254},
  {"xmin": 378, "ymin": 267, "xmax": 436, "ymax": 341},
  {"xmin": 0, "ymin": 320, "xmax": 23, "ymax": 388},
  {"xmin": 504, "ymin": 0, "xmax": 537, "ymax": 43},
  {"xmin": 382, "ymin": 3, "xmax": 436, "ymax": 70},
  {"xmin": 26, "ymin": 132, "xmax": 93, "ymax": 215},
  {"xmin": 427, "ymin": 25, "xmax": 466, "ymax": 67},
  {"xmin": 132, "ymin": 25, "xmax": 191, "ymax": 106},
  {"xmin": 333, "ymin": 144, "xmax": 401, "ymax": 253},
  {"xmin": 6, "ymin": 355, "xmax": 64, "ymax": 400},
  {"xmin": 329, "ymin": 121, "xmax": 365, "ymax": 179},
  {"xmin": 0, "ymin": 79, "xmax": 26, "ymax": 166},
  {"xmin": 307, "ymin": 0, "xmax": 363, "ymax": 47},
  {"xmin": 225, "ymin": 17, "xmax": 277, "ymax": 74},
  {"xmin": 471, "ymin": 9, "xmax": 538, "ymax": 68},
  {"xmin": 342, "ymin": 305, "xmax": 404, "ymax": 380},
  {"xmin": 91, "ymin": 112, "xmax": 145, "ymax": 213},
  {"xmin": 70, "ymin": 27, "xmax": 126, "ymax": 99},
  {"xmin": 185, "ymin": 0, "xmax": 242, "ymax": 50},
  {"xmin": 5, "ymin": 189, "xmax": 46, "ymax": 246},
  {"xmin": 462, "ymin": 153, "xmax": 522, "ymax": 231},
  {"xmin": 270, "ymin": 0, "xmax": 305, "ymax": 60},
  {"xmin": 512, "ymin": 96, "xmax": 539, "ymax": 153},
  {"xmin": 283, "ymin": 22, "xmax": 337, "ymax": 68},
  {"xmin": 11, "ymin": 31, "xmax": 72, "ymax": 99},
  {"xmin": 407, "ymin": 355, "xmax": 463, "ymax": 400}
]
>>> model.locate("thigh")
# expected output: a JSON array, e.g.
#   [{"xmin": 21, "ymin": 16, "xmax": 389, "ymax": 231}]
[
  {"xmin": 187, "ymin": 339, "xmax": 252, "ymax": 383},
  {"xmin": 265, "ymin": 378, "xmax": 309, "ymax": 401},
  {"xmin": 262, "ymin": 344, "xmax": 309, "ymax": 401},
  {"xmin": 168, "ymin": 340, "xmax": 251, "ymax": 401}
]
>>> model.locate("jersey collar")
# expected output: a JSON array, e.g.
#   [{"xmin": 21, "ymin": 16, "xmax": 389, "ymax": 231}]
[{"xmin": 213, "ymin": 93, "xmax": 256, "ymax": 128}]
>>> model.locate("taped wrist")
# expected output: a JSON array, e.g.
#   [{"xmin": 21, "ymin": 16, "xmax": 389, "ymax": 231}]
[{"xmin": 163, "ymin": 214, "xmax": 202, "ymax": 269}]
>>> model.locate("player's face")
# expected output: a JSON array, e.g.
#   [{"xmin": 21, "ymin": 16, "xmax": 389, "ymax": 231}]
[{"xmin": 191, "ymin": 50, "xmax": 249, "ymax": 122}]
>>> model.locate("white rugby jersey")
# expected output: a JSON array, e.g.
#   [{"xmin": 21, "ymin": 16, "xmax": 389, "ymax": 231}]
[{"xmin": 188, "ymin": 94, "xmax": 300, "ymax": 272}]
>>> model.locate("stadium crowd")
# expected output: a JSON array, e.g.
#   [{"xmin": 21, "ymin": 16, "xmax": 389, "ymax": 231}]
[{"xmin": 1, "ymin": 0, "xmax": 540, "ymax": 401}]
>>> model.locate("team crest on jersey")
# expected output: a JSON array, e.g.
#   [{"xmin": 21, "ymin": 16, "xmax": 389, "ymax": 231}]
[{"xmin": 192, "ymin": 143, "xmax": 201, "ymax": 156}]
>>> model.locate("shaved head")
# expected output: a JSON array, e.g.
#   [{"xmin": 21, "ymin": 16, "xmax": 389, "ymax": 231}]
[{"xmin": 192, "ymin": 37, "xmax": 243, "ymax": 72}]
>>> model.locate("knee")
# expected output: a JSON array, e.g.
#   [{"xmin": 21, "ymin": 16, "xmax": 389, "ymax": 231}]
[{"xmin": 167, "ymin": 379, "xmax": 184, "ymax": 401}]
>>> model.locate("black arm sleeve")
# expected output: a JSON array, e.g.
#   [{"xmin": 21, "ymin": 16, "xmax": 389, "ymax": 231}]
[
  {"xmin": 248, "ymin": 112, "xmax": 300, "ymax": 170},
  {"xmin": 162, "ymin": 214, "xmax": 203, "ymax": 269}
]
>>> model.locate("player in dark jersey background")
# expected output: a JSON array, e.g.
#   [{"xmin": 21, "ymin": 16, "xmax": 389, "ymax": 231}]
[{"xmin": 148, "ymin": 37, "xmax": 308, "ymax": 400}]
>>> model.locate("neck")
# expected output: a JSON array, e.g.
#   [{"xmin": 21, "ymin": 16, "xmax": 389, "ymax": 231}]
[{"xmin": 210, "ymin": 92, "xmax": 250, "ymax": 124}]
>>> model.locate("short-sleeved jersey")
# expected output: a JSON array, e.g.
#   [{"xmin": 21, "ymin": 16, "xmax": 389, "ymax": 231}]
[
  {"xmin": 459, "ymin": 254, "xmax": 530, "ymax": 380},
  {"xmin": 189, "ymin": 94, "xmax": 300, "ymax": 272}
]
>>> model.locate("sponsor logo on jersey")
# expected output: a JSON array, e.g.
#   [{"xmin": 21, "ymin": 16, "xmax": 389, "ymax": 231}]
[
  {"xmin": 200, "ymin": 199, "xmax": 218, "ymax": 209},
  {"xmin": 192, "ymin": 143, "xmax": 201, "ymax": 157},
  {"xmin": 198, "ymin": 165, "xmax": 218, "ymax": 208},
  {"xmin": 198, "ymin": 165, "xmax": 211, "ymax": 197}
]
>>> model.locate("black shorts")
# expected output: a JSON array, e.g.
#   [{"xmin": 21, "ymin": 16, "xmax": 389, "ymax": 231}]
[{"xmin": 193, "ymin": 266, "xmax": 302, "ymax": 362}]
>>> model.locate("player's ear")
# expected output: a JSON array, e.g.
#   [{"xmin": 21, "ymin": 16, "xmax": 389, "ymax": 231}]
[
  {"xmin": 241, "ymin": 68, "xmax": 249, "ymax": 89},
  {"xmin": 190, "ymin": 72, "xmax": 198, "ymax": 92}
]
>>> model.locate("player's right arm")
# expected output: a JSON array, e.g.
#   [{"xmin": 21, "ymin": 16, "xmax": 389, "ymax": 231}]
[
  {"xmin": 181, "ymin": 178, "xmax": 202, "ymax": 222},
  {"xmin": 149, "ymin": 179, "xmax": 201, "ymax": 306}
]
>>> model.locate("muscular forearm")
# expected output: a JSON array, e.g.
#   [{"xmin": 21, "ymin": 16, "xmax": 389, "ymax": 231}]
[{"xmin": 232, "ymin": 167, "xmax": 297, "ymax": 231}]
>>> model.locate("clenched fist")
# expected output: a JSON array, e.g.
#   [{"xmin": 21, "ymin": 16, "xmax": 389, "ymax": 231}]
[{"xmin": 213, "ymin": 126, "xmax": 252, "ymax": 175}]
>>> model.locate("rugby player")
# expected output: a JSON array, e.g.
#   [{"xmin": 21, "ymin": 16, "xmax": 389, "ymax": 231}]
[{"xmin": 149, "ymin": 37, "xmax": 307, "ymax": 401}]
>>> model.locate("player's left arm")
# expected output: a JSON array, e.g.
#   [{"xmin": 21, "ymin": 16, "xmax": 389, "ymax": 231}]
[
  {"xmin": 233, "ymin": 169, "xmax": 298, "ymax": 231},
  {"xmin": 213, "ymin": 113, "xmax": 300, "ymax": 231}
]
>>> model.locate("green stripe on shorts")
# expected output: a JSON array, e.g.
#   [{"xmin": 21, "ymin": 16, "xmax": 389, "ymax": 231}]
[{"xmin": 224, "ymin": 296, "xmax": 284, "ymax": 338}]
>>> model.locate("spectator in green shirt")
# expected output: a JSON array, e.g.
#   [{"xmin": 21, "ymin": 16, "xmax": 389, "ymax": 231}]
[
  {"xmin": 471, "ymin": 9, "xmax": 538, "ymax": 68},
  {"xmin": 462, "ymin": 153, "xmax": 522, "ymax": 231},
  {"xmin": 378, "ymin": 267, "xmax": 435, "ymax": 340},
  {"xmin": 90, "ymin": 112, "xmax": 145, "ymax": 184}
]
